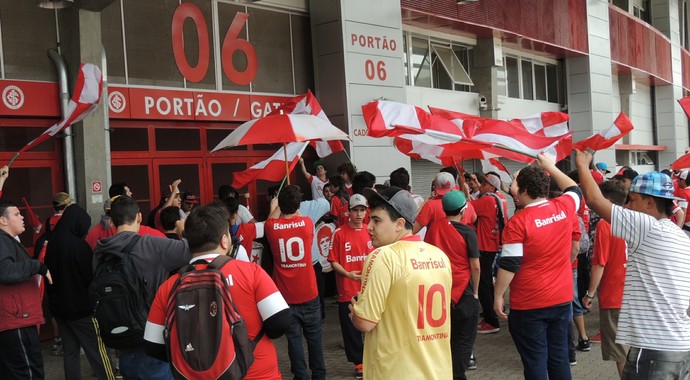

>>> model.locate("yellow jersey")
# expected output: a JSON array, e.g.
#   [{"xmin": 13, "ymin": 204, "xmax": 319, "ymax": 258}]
[{"xmin": 353, "ymin": 235, "xmax": 452, "ymax": 379}]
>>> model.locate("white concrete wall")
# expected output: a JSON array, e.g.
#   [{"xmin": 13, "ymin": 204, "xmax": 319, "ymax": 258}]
[
  {"xmin": 611, "ymin": 75, "xmax": 622, "ymax": 114},
  {"xmin": 628, "ymin": 82, "xmax": 655, "ymax": 145},
  {"xmin": 405, "ymin": 86, "xmax": 480, "ymax": 114},
  {"xmin": 497, "ymin": 96, "xmax": 562, "ymax": 119}
]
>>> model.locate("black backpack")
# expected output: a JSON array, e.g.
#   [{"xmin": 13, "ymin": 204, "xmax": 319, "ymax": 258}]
[
  {"xmin": 164, "ymin": 255, "xmax": 262, "ymax": 379},
  {"xmin": 89, "ymin": 235, "xmax": 149, "ymax": 349}
]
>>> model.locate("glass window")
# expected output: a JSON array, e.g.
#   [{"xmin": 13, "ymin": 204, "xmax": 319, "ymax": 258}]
[
  {"xmin": 453, "ymin": 46, "xmax": 474, "ymax": 92},
  {"xmin": 521, "ymin": 60, "xmax": 534, "ymax": 100},
  {"xmin": 249, "ymin": 8, "xmax": 293, "ymax": 93},
  {"xmin": 101, "ymin": 0, "xmax": 127, "ymax": 85},
  {"xmin": 534, "ymin": 64, "xmax": 547, "ymax": 101},
  {"xmin": 211, "ymin": 162, "xmax": 249, "ymax": 197},
  {"xmin": 0, "ymin": 0, "xmax": 58, "ymax": 81},
  {"xmin": 547, "ymin": 65, "xmax": 559, "ymax": 103},
  {"xmin": 112, "ymin": 164, "xmax": 151, "ymax": 217},
  {"xmin": 158, "ymin": 163, "xmax": 200, "ymax": 201},
  {"xmin": 506, "ymin": 57, "xmax": 520, "ymax": 98},
  {"xmin": 155, "ymin": 128, "xmax": 200, "ymax": 151},
  {"xmin": 218, "ymin": 2, "xmax": 251, "ymax": 92},
  {"xmin": 291, "ymin": 15, "xmax": 314, "ymax": 94},
  {"xmin": 206, "ymin": 128, "xmax": 248, "ymax": 151},
  {"xmin": 431, "ymin": 45, "xmax": 473, "ymax": 86},
  {"xmin": 2, "ymin": 166, "xmax": 54, "ymax": 247},
  {"xmin": 403, "ymin": 34, "xmax": 409, "ymax": 85},
  {"xmin": 182, "ymin": 0, "xmax": 216, "ymax": 90},
  {"xmin": 431, "ymin": 49, "xmax": 454, "ymax": 90},
  {"xmin": 0, "ymin": 127, "xmax": 55, "ymax": 152},
  {"xmin": 411, "ymin": 37, "xmax": 432, "ymax": 88},
  {"xmin": 110, "ymin": 128, "xmax": 149, "ymax": 151}
]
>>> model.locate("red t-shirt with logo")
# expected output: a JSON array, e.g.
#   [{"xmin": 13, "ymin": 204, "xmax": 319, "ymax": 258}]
[
  {"xmin": 678, "ymin": 187, "xmax": 690, "ymax": 225},
  {"xmin": 265, "ymin": 216, "xmax": 317, "ymax": 304},
  {"xmin": 591, "ymin": 220, "xmax": 627, "ymax": 309},
  {"xmin": 416, "ymin": 197, "xmax": 477, "ymax": 228},
  {"xmin": 470, "ymin": 194, "xmax": 505, "ymax": 252},
  {"xmin": 424, "ymin": 220, "xmax": 479, "ymax": 303},
  {"xmin": 146, "ymin": 256, "xmax": 287, "ymax": 380},
  {"xmin": 235, "ymin": 223, "xmax": 264, "ymax": 263},
  {"xmin": 327, "ymin": 223, "xmax": 373, "ymax": 302},
  {"xmin": 501, "ymin": 193, "xmax": 579, "ymax": 310},
  {"xmin": 330, "ymin": 195, "xmax": 349, "ymax": 227}
]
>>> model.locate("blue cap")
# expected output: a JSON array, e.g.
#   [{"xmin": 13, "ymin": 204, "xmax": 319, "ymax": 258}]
[
  {"xmin": 595, "ymin": 162, "xmax": 610, "ymax": 173},
  {"xmin": 630, "ymin": 172, "xmax": 682, "ymax": 200}
]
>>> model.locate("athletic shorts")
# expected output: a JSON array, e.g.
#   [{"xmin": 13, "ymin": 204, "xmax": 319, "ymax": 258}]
[{"xmin": 600, "ymin": 308, "xmax": 628, "ymax": 362}]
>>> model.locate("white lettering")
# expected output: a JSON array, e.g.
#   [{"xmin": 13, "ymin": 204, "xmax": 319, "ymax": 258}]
[
  {"xmin": 195, "ymin": 98, "xmax": 208, "ymax": 116},
  {"xmin": 183, "ymin": 98, "xmax": 194, "ymax": 114},
  {"xmin": 346, "ymin": 255, "xmax": 367, "ymax": 263},
  {"xmin": 272, "ymin": 220, "xmax": 306, "ymax": 230},
  {"xmin": 534, "ymin": 210, "xmax": 567, "ymax": 228},
  {"xmin": 144, "ymin": 96, "xmax": 155, "ymax": 114},
  {"xmin": 157, "ymin": 97, "xmax": 171, "ymax": 115},
  {"xmin": 250, "ymin": 101, "xmax": 262, "ymax": 118},
  {"xmin": 208, "ymin": 99, "xmax": 222, "ymax": 117},
  {"xmin": 173, "ymin": 98, "xmax": 183, "ymax": 115}
]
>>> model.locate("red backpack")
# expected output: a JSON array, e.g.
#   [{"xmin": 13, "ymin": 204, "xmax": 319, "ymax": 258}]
[{"xmin": 163, "ymin": 254, "xmax": 261, "ymax": 379}]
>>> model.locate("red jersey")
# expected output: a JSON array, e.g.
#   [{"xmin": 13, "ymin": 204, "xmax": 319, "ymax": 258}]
[
  {"xmin": 591, "ymin": 220, "xmax": 627, "ymax": 309},
  {"xmin": 496, "ymin": 192, "xmax": 510, "ymax": 220},
  {"xmin": 85, "ymin": 223, "xmax": 165, "ymax": 250},
  {"xmin": 265, "ymin": 215, "xmax": 317, "ymax": 304},
  {"xmin": 424, "ymin": 220, "xmax": 480, "ymax": 303},
  {"xmin": 330, "ymin": 195, "xmax": 349, "ymax": 227},
  {"xmin": 327, "ymin": 223, "xmax": 373, "ymax": 302},
  {"xmin": 470, "ymin": 193, "xmax": 505, "ymax": 252},
  {"xmin": 417, "ymin": 197, "xmax": 476, "ymax": 228},
  {"xmin": 571, "ymin": 215, "xmax": 582, "ymax": 269},
  {"xmin": 678, "ymin": 187, "xmax": 690, "ymax": 225},
  {"xmin": 501, "ymin": 193, "xmax": 579, "ymax": 310},
  {"xmin": 578, "ymin": 198, "xmax": 590, "ymax": 233},
  {"xmin": 145, "ymin": 255, "xmax": 288, "ymax": 380}
]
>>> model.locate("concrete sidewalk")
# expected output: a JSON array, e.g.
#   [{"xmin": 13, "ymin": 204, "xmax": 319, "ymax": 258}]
[{"xmin": 43, "ymin": 298, "xmax": 619, "ymax": 379}]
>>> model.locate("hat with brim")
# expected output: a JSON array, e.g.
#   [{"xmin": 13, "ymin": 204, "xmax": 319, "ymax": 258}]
[
  {"xmin": 595, "ymin": 162, "xmax": 611, "ymax": 174},
  {"xmin": 630, "ymin": 172, "xmax": 683, "ymax": 200},
  {"xmin": 363, "ymin": 186, "xmax": 418, "ymax": 225}
]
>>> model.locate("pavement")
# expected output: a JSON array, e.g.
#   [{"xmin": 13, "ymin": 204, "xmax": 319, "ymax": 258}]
[{"xmin": 43, "ymin": 298, "xmax": 620, "ymax": 380}]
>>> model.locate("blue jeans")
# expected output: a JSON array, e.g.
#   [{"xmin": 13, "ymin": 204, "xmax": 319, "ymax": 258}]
[
  {"xmin": 622, "ymin": 347, "xmax": 690, "ymax": 380},
  {"xmin": 508, "ymin": 303, "xmax": 572, "ymax": 380},
  {"xmin": 286, "ymin": 296, "xmax": 326, "ymax": 380},
  {"xmin": 119, "ymin": 349, "xmax": 173, "ymax": 380}
]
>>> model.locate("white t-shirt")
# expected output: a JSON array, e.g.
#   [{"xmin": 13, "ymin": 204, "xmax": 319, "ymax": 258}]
[
  {"xmin": 238, "ymin": 205, "xmax": 254, "ymax": 224},
  {"xmin": 610, "ymin": 204, "xmax": 690, "ymax": 351},
  {"xmin": 309, "ymin": 175, "xmax": 327, "ymax": 200}
]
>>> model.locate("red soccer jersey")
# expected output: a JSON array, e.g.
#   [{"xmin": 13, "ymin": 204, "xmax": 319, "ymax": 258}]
[
  {"xmin": 470, "ymin": 194, "xmax": 504, "ymax": 252},
  {"xmin": 570, "ymin": 215, "xmax": 582, "ymax": 269},
  {"xmin": 679, "ymin": 187, "xmax": 690, "ymax": 225},
  {"xmin": 417, "ymin": 197, "xmax": 476, "ymax": 228},
  {"xmin": 578, "ymin": 198, "xmax": 590, "ymax": 233},
  {"xmin": 327, "ymin": 223, "xmax": 373, "ymax": 302},
  {"xmin": 85, "ymin": 223, "xmax": 165, "ymax": 250},
  {"xmin": 501, "ymin": 193, "xmax": 578, "ymax": 310},
  {"xmin": 265, "ymin": 216, "xmax": 317, "ymax": 304},
  {"xmin": 330, "ymin": 195, "xmax": 349, "ymax": 227},
  {"xmin": 496, "ymin": 192, "xmax": 510, "ymax": 220},
  {"xmin": 235, "ymin": 223, "xmax": 264, "ymax": 263},
  {"xmin": 424, "ymin": 220, "xmax": 479, "ymax": 303},
  {"xmin": 146, "ymin": 255, "xmax": 287, "ymax": 380},
  {"xmin": 591, "ymin": 220, "xmax": 627, "ymax": 309}
]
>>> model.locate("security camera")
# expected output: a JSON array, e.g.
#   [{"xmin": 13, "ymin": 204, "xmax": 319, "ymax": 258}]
[{"xmin": 478, "ymin": 95, "xmax": 488, "ymax": 110}]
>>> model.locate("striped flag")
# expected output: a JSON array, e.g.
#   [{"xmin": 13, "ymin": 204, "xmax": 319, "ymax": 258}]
[
  {"xmin": 670, "ymin": 152, "xmax": 690, "ymax": 170},
  {"xmin": 361, "ymin": 100, "xmax": 462, "ymax": 138},
  {"xmin": 573, "ymin": 112, "xmax": 634, "ymax": 152},
  {"xmin": 679, "ymin": 96, "xmax": 690, "ymax": 119},
  {"xmin": 481, "ymin": 158, "xmax": 513, "ymax": 184},
  {"xmin": 269, "ymin": 90, "xmax": 345, "ymax": 158},
  {"xmin": 231, "ymin": 142, "xmax": 308, "ymax": 188},
  {"xmin": 18, "ymin": 64, "xmax": 103, "ymax": 155}
]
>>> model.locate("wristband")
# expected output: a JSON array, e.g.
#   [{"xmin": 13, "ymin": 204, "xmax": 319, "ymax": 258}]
[{"xmin": 584, "ymin": 290, "xmax": 595, "ymax": 299}]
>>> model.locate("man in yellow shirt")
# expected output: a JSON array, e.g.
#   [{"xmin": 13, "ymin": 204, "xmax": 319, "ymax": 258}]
[{"xmin": 350, "ymin": 186, "xmax": 452, "ymax": 379}]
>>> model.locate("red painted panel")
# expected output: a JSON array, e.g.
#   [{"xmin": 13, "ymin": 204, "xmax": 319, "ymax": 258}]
[
  {"xmin": 608, "ymin": 6, "xmax": 672, "ymax": 83},
  {"xmin": 401, "ymin": 0, "xmax": 588, "ymax": 55},
  {"xmin": 682, "ymin": 48, "xmax": 690, "ymax": 91},
  {"xmin": 0, "ymin": 80, "xmax": 60, "ymax": 117}
]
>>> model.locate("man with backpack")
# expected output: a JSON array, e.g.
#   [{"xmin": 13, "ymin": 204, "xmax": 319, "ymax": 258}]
[
  {"xmin": 144, "ymin": 205, "xmax": 292, "ymax": 379},
  {"xmin": 92, "ymin": 196, "xmax": 191, "ymax": 379}
]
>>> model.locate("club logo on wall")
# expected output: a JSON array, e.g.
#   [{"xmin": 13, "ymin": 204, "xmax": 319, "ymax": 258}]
[
  {"xmin": 2, "ymin": 85, "xmax": 24, "ymax": 110},
  {"xmin": 108, "ymin": 91, "xmax": 127, "ymax": 114}
]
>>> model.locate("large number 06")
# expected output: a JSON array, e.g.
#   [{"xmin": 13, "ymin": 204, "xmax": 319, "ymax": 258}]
[
  {"xmin": 278, "ymin": 237, "xmax": 305, "ymax": 262},
  {"xmin": 417, "ymin": 284, "xmax": 447, "ymax": 329},
  {"xmin": 171, "ymin": 3, "xmax": 257, "ymax": 85}
]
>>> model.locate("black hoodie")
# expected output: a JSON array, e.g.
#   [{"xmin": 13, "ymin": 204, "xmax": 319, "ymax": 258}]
[{"xmin": 45, "ymin": 204, "xmax": 95, "ymax": 320}]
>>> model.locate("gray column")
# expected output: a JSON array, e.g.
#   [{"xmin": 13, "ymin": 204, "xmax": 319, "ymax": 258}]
[
  {"xmin": 650, "ymin": 0, "xmax": 689, "ymax": 167},
  {"xmin": 473, "ymin": 37, "xmax": 504, "ymax": 119},
  {"xmin": 566, "ymin": 0, "xmax": 616, "ymax": 166}
]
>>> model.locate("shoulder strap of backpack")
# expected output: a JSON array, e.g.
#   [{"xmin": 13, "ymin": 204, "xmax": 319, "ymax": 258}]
[
  {"xmin": 122, "ymin": 235, "xmax": 141, "ymax": 254},
  {"xmin": 208, "ymin": 254, "xmax": 233, "ymax": 270}
]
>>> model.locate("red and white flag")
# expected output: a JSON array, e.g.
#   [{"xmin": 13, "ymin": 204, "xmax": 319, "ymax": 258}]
[
  {"xmin": 231, "ymin": 142, "xmax": 308, "ymax": 188},
  {"xmin": 270, "ymin": 90, "xmax": 345, "ymax": 157},
  {"xmin": 679, "ymin": 96, "xmax": 690, "ymax": 119},
  {"xmin": 508, "ymin": 112, "xmax": 571, "ymax": 161},
  {"xmin": 361, "ymin": 100, "xmax": 461, "ymax": 138},
  {"xmin": 18, "ymin": 63, "xmax": 103, "ymax": 155},
  {"xmin": 481, "ymin": 158, "xmax": 512, "ymax": 184},
  {"xmin": 670, "ymin": 152, "xmax": 690, "ymax": 170},
  {"xmin": 573, "ymin": 112, "xmax": 634, "ymax": 152}
]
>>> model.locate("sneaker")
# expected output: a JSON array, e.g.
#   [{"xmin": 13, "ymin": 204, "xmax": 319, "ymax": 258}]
[
  {"xmin": 590, "ymin": 331, "xmax": 602, "ymax": 343},
  {"xmin": 468, "ymin": 354, "xmax": 477, "ymax": 370},
  {"xmin": 477, "ymin": 322, "xmax": 500, "ymax": 334},
  {"xmin": 577, "ymin": 337, "xmax": 591, "ymax": 352},
  {"xmin": 354, "ymin": 364, "xmax": 363, "ymax": 379},
  {"xmin": 52, "ymin": 337, "xmax": 63, "ymax": 356}
]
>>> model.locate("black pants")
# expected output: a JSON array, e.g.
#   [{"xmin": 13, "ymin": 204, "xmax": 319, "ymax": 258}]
[
  {"xmin": 58, "ymin": 317, "xmax": 115, "ymax": 380},
  {"xmin": 337, "ymin": 302, "xmax": 363, "ymax": 365},
  {"xmin": 313, "ymin": 262, "xmax": 326, "ymax": 320},
  {"xmin": 479, "ymin": 251, "xmax": 499, "ymax": 328},
  {"xmin": 0, "ymin": 326, "xmax": 44, "ymax": 380},
  {"xmin": 451, "ymin": 293, "xmax": 480, "ymax": 380}
]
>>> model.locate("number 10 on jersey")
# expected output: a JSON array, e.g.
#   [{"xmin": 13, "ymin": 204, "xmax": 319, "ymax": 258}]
[
  {"xmin": 417, "ymin": 284, "xmax": 447, "ymax": 329},
  {"xmin": 279, "ymin": 237, "xmax": 305, "ymax": 262}
]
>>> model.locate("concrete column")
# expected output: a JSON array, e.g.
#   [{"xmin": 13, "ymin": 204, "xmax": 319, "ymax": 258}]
[
  {"xmin": 650, "ymin": 0, "xmax": 689, "ymax": 167},
  {"xmin": 566, "ymin": 0, "xmax": 616, "ymax": 166},
  {"xmin": 473, "ymin": 37, "xmax": 504, "ymax": 119},
  {"xmin": 59, "ymin": 9, "xmax": 110, "ymax": 221},
  {"xmin": 618, "ymin": 74, "xmax": 635, "ymax": 144}
]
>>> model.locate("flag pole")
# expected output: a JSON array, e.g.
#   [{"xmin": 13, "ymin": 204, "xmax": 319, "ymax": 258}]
[
  {"xmin": 1, "ymin": 153, "xmax": 19, "ymax": 176},
  {"xmin": 283, "ymin": 143, "xmax": 291, "ymax": 185},
  {"xmin": 277, "ymin": 174, "xmax": 288, "ymax": 195},
  {"xmin": 490, "ymin": 143, "xmax": 538, "ymax": 159}
]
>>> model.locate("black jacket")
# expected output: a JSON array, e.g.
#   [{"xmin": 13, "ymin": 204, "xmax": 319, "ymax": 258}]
[{"xmin": 45, "ymin": 204, "xmax": 95, "ymax": 320}]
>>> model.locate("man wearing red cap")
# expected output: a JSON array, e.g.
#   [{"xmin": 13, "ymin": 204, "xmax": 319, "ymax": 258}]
[{"xmin": 413, "ymin": 172, "xmax": 476, "ymax": 234}]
